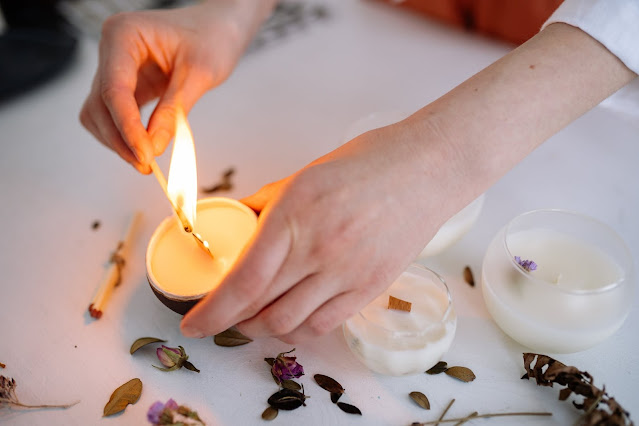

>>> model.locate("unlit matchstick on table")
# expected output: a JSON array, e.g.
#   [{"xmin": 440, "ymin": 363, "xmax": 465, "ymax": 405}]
[{"xmin": 88, "ymin": 211, "xmax": 142, "ymax": 319}]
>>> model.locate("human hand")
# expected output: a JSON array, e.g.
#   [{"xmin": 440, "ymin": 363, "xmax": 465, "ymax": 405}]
[
  {"xmin": 79, "ymin": 1, "xmax": 273, "ymax": 173},
  {"xmin": 180, "ymin": 119, "xmax": 470, "ymax": 342}
]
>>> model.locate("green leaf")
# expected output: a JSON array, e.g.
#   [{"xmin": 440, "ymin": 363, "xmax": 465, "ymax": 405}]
[
  {"xmin": 213, "ymin": 328, "xmax": 253, "ymax": 347},
  {"xmin": 103, "ymin": 378, "xmax": 142, "ymax": 417},
  {"xmin": 129, "ymin": 337, "xmax": 166, "ymax": 354}
]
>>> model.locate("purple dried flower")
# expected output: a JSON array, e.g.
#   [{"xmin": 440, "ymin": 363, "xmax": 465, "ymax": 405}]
[
  {"xmin": 272, "ymin": 348, "xmax": 304, "ymax": 382},
  {"xmin": 147, "ymin": 399, "xmax": 203, "ymax": 425},
  {"xmin": 515, "ymin": 256, "xmax": 537, "ymax": 272}
]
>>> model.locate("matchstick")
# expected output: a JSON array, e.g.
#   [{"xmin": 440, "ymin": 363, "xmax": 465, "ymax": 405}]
[{"xmin": 88, "ymin": 211, "xmax": 142, "ymax": 319}]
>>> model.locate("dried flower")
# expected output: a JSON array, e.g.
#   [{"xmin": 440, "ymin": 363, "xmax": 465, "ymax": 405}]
[
  {"xmin": 1, "ymin": 375, "xmax": 78, "ymax": 410},
  {"xmin": 153, "ymin": 346, "xmax": 200, "ymax": 373},
  {"xmin": 271, "ymin": 349, "xmax": 304, "ymax": 383},
  {"xmin": 514, "ymin": 256, "xmax": 537, "ymax": 272},
  {"xmin": 147, "ymin": 399, "xmax": 204, "ymax": 425}
]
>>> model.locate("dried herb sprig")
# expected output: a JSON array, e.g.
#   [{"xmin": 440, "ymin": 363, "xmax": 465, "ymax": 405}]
[
  {"xmin": 0, "ymin": 375, "xmax": 78, "ymax": 410},
  {"xmin": 201, "ymin": 167, "xmax": 235, "ymax": 194},
  {"xmin": 412, "ymin": 410, "xmax": 551, "ymax": 425},
  {"xmin": 522, "ymin": 353, "xmax": 632, "ymax": 426}
]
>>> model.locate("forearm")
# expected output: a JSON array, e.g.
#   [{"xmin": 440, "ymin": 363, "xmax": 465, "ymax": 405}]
[{"xmin": 407, "ymin": 23, "xmax": 636, "ymax": 215}]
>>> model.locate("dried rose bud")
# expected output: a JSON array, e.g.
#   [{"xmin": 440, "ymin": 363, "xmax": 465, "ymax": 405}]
[
  {"xmin": 153, "ymin": 346, "xmax": 199, "ymax": 373},
  {"xmin": 272, "ymin": 349, "xmax": 304, "ymax": 382},
  {"xmin": 514, "ymin": 256, "xmax": 537, "ymax": 272}
]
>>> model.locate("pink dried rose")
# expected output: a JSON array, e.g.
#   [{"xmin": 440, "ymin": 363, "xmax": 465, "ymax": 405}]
[
  {"xmin": 147, "ymin": 399, "xmax": 204, "ymax": 425},
  {"xmin": 154, "ymin": 346, "xmax": 200, "ymax": 373},
  {"xmin": 271, "ymin": 348, "xmax": 304, "ymax": 383}
]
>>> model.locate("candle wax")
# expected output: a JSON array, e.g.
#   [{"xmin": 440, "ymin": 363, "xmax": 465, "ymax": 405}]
[
  {"xmin": 482, "ymin": 227, "xmax": 628, "ymax": 353},
  {"xmin": 344, "ymin": 269, "xmax": 456, "ymax": 376},
  {"xmin": 151, "ymin": 200, "xmax": 257, "ymax": 298}
]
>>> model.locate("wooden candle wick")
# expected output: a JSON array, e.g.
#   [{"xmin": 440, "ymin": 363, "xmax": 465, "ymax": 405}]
[
  {"xmin": 388, "ymin": 295, "xmax": 412, "ymax": 312},
  {"xmin": 88, "ymin": 211, "xmax": 142, "ymax": 319}
]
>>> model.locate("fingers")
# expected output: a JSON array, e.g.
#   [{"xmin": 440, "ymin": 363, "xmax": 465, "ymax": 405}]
[
  {"xmin": 235, "ymin": 272, "xmax": 339, "ymax": 338},
  {"xmin": 147, "ymin": 62, "xmax": 215, "ymax": 156},
  {"xmin": 278, "ymin": 290, "xmax": 365, "ymax": 343},
  {"xmin": 180, "ymin": 208, "xmax": 294, "ymax": 338},
  {"xmin": 241, "ymin": 178, "xmax": 289, "ymax": 213}
]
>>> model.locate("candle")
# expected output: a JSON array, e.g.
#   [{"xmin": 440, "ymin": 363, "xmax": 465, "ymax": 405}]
[
  {"xmin": 146, "ymin": 108, "xmax": 257, "ymax": 314},
  {"xmin": 481, "ymin": 209, "xmax": 634, "ymax": 353},
  {"xmin": 418, "ymin": 194, "xmax": 484, "ymax": 258},
  {"xmin": 147, "ymin": 197, "xmax": 257, "ymax": 314},
  {"xmin": 343, "ymin": 264, "xmax": 456, "ymax": 376}
]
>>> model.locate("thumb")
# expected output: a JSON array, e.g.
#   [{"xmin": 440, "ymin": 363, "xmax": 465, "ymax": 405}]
[
  {"xmin": 147, "ymin": 66, "xmax": 213, "ymax": 156},
  {"xmin": 241, "ymin": 178, "xmax": 290, "ymax": 214}
]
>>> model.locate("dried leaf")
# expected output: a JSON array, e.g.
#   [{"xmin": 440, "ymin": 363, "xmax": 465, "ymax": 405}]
[
  {"xmin": 409, "ymin": 391, "xmax": 430, "ymax": 410},
  {"xmin": 184, "ymin": 361, "xmax": 200, "ymax": 373},
  {"xmin": 264, "ymin": 357, "xmax": 276, "ymax": 367},
  {"xmin": 91, "ymin": 220, "xmax": 101, "ymax": 230},
  {"xmin": 0, "ymin": 362, "xmax": 5, "ymax": 369},
  {"xmin": 445, "ymin": 366, "xmax": 476, "ymax": 382},
  {"xmin": 103, "ymin": 378, "xmax": 142, "ymax": 417},
  {"xmin": 267, "ymin": 388, "xmax": 306, "ymax": 411},
  {"xmin": 261, "ymin": 406, "xmax": 278, "ymax": 420},
  {"xmin": 522, "ymin": 353, "xmax": 632, "ymax": 426},
  {"xmin": 426, "ymin": 361, "xmax": 448, "ymax": 375},
  {"xmin": 214, "ymin": 328, "xmax": 253, "ymax": 347},
  {"xmin": 337, "ymin": 402, "xmax": 362, "ymax": 415},
  {"xmin": 314, "ymin": 374, "xmax": 344, "ymax": 394},
  {"xmin": 281, "ymin": 380, "xmax": 301, "ymax": 391},
  {"xmin": 330, "ymin": 392, "xmax": 342, "ymax": 404},
  {"xmin": 129, "ymin": 337, "xmax": 166, "ymax": 354},
  {"xmin": 463, "ymin": 266, "xmax": 475, "ymax": 287}
]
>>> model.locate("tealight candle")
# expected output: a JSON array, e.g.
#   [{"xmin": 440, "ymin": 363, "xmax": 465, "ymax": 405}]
[
  {"xmin": 481, "ymin": 209, "xmax": 635, "ymax": 353},
  {"xmin": 146, "ymin": 197, "xmax": 258, "ymax": 314},
  {"xmin": 343, "ymin": 264, "xmax": 456, "ymax": 376}
]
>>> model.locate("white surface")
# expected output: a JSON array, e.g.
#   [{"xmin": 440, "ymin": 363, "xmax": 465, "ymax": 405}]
[{"xmin": 0, "ymin": 1, "xmax": 637, "ymax": 425}]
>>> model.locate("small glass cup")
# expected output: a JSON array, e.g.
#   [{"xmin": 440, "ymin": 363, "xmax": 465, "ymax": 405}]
[
  {"xmin": 343, "ymin": 264, "xmax": 456, "ymax": 376},
  {"xmin": 481, "ymin": 209, "xmax": 635, "ymax": 353}
]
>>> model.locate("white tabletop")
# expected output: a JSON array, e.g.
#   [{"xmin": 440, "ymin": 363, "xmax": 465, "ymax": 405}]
[{"xmin": 1, "ymin": 1, "xmax": 637, "ymax": 425}]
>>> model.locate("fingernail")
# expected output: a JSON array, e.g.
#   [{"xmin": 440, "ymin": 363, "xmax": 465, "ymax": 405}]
[
  {"xmin": 181, "ymin": 325, "xmax": 205, "ymax": 339},
  {"xmin": 152, "ymin": 129, "xmax": 170, "ymax": 156}
]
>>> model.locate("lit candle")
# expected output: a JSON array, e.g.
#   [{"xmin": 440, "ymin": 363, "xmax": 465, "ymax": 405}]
[
  {"xmin": 146, "ymin": 109, "xmax": 258, "ymax": 314},
  {"xmin": 481, "ymin": 209, "xmax": 634, "ymax": 353},
  {"xmin": 343, "ymin": 264, "xmax": 456, "ymax": 376}
]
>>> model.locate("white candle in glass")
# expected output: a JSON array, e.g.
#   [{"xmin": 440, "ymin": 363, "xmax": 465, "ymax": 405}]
[
  {"xmin": 481, "ymin": 209, "xmax": 634, "ymax": 353},
  {"xmin": 343, "ymin": 264, "xmax": 456, "ymax": 376}
]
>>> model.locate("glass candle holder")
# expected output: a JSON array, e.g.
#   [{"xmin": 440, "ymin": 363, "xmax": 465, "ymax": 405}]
[
  {"xmin": 343, "ymin": 264, "xmax": 456, "ymax": 376},
  {"xmin": 146, "ymin": 197, "xmax": 258, "ymax": 314},
  {"xmin": 481, "ymin": 209, "xmax": 635, "ymax": 353}
]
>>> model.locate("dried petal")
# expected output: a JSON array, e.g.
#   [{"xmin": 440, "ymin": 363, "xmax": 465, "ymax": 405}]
[
  {"xmin": 130, "ymin": 337, "xmax": 166, "ymax": 354},
  {"xmin": 214, "ymin": 328, "xmax": 253, "ymax": 347},
  {"xmin": 314, "ymin": 374, "xmax": 344, "ymax": 394},
  {"xmin": 337, "ymin": 402, "xmax": 362, "ymax": 415},
  {"xmin": 261, "ymin": 406, "xmax": 278, "ymax": 420},
  {"xmin": 281, "ymin": 380, "xmax": 301, "ymax": 391},
  {"xmin": 463, "ymin": 266, "xmax": 475, "ymax": 287},
  {"xmin": 103, "ymin": 378, "xmax": 142, "ymax": 417},
  {"xmin": 267, "ymin": 389, "xmax": 306, "ymax": 411},
  {"xmin": 445, "ymin": 366, "xmax": 476, "ymax": 382},
  {"xmin": 514, "ymin": 256, "xmax": 537, "ymax": 272},
  {"xmin": 426, "ymin": 361, "xmax": 448, "ymax": 375},
  {"xmin": 409, "ymin": 391, "xmax": 430, "ymax": 410},
  {"xmin": 264, "ymin": 358, "xmax": 276, "ymax": 366}
]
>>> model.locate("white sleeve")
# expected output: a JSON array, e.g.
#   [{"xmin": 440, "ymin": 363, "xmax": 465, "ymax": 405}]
[
  {"xmin": 544, "ymin": 0, "xmax": 639, "ymax": 125},
  {"xmin": 543, "ymin": 0, "xmax": 639, "ymax": 75}
]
